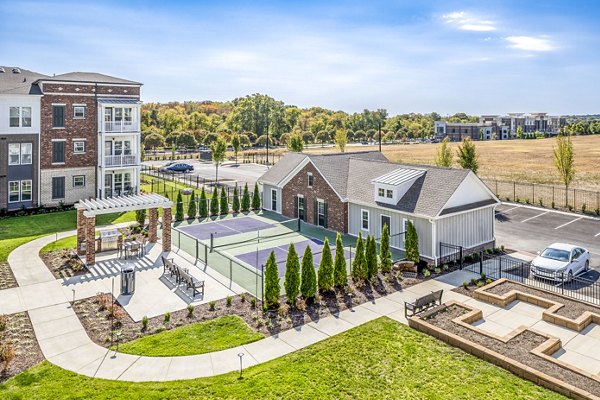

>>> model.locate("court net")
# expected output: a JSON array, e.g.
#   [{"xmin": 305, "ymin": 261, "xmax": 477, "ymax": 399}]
[{"xmin": 210, "ymin": 217, "xmax": 301, "ymax": 251}]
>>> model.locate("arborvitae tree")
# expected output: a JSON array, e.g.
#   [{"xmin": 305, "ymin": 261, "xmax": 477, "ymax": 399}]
[
  {"xmin": 264, "ymin": 251, "xmax": 280, "ymax": 309},
  {"xmin": 380, "ymin": 224, "xmax": 392, "ymax": 273},
  {"xmin": 351, "ymin": 232, "xmax": 367, "ymax": 280},
  {"xmin": 434, "ymin": 136, "xmax": 453, "ymax": 167},
  {"xmin": 187, "ymin": 191, "xmax": 197, "ymax": 220},
  {"xmin": 317, "ymin": 238, "xmax": 334, "ymax": 292},
  {"xmin": 300, "ymin": 245, "xmax": 317, "ymax": 300},
  {"xmin": 219, "ymin": 186, "xmax": 228, "ymax": 215},
  {"xmin": 241, "ymin": 183, "xmax": 251, "ymax": 212},
  {"xmin": 405, "ymin": 221, "xmax": 420, "ymax": 263},
  {"xmin": 210, "ymin": 188, "xmax": 219, "ymax": 216},
  {"xmin": 135, "ymin": 209, "xmax": 146, "ymax": 227},
  {"xmin": 365, "ymin": 235, "xmax": 378, "ymax": 280},
  {"xmin": 232, "ymin": 185, "xmax": 240, "ymax": 213},
  {"xmin": 284, "ymin": 243, "xmax": 300, "ymax": 304},
  {"xmin": 199, "ymin": 187, "xmax": 208, "ymax": 219},
  {"xmin": 175, "ymin": 191, "xmax": 184, "ymax": 221},
  {"xmin": 252, "ymin": 182, "xmax": 261, "ymax": 210},
  {"xmin": 333, "ymin": 233, "xmax": 348, "ymax": 287}
]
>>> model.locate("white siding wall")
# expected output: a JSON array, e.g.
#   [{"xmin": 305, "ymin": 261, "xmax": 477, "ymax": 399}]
[
  {"xmin": 348, "ymin": 203, "xmax": 434, "ymax": 259},
  {"xmin": 0, "ymin": 94, "xmax": 41, "ymax": 135},
  {"xmin": 436, "ymin": 206, "xmax": 495, "ymax": 253},
  {"xmin": 262, "ymin": 184, "xmax": 281, "ymax": 213}
]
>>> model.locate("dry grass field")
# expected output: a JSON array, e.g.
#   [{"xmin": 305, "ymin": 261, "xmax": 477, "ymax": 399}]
[{"xmin": 301, "ymin": 136, "xmax": 600, "ymax": 190}]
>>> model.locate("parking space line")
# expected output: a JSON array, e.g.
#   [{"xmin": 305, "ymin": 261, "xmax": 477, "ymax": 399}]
[
  {"xmin": 595, "ymin": 232, "xmax": 600, "ymax": 237},
  {"xmin": 521, "ymin": 211, "xmax": 549, "ymax": 223},
  {"xmin": 554, "ymin": 217, "xmax": 582, "ymax": 230},
  {"xmin": 499, "ymin": 205, "xmax": 521, "ymax": 214}
]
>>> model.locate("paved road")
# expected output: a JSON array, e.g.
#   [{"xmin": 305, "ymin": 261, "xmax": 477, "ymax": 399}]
[{"xmin": 495, "ymin": 203, "xmax": 600, "ymax": 268}]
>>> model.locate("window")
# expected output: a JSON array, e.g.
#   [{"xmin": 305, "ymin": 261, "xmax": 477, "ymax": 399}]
[
  {"xmin": 73, "ymin": 106, "xmax": 86, "ymax": 119},
  {"xmin": 8, "ymin": 143, "xmax": 20, "ymax": 165},
  {"xmin": 361, "ymin": 209, "xmax": 369, "ymax": 230},
  {"xmin": 9, "ymin": 107, "xmax": 19, "ymax": 127},
  {"xmin": 386, "ymin": 189, "xmax": 393, "ymax": 199},
  {"xmin": 297, "ymin": 196, "xmax": 305, "ymax": 221},
  {"xmin": 378, "ymin": 188, "xmax": 384, "ymax": 197},
  {"xmin": 52, "ymin": 141, "xmax": 65, "ymax": 163},
  {"xmin": 73, "ymin": 175, "xmax": 85, "ymax": 188},
  {"xmin": 20, "ymin": 180, "xmax": 32, "ymax": 201},
  {"xmin": 8, "ymin": 181, "xmax": 19, "ymax": 203},
  {"xmin": 317, "ymin": 200, "xmax": 326, "ymax": 228},
  {"xmin": 20, "ymin": 143, "xmax": 32, "ymax": 164},
  {"xmin": 307, "ymin": 173, "xmax": 313, "ymax": 188},
  {"xmin": 8, "ymin": 107, "xmax": 31, "ymax": 128},
  {"xmin": 52, "ymin": 177, "xmax": 65, "ymax": 199},
  {"xmin": 271, "ymin": 188, "xmax": 277, "ymax": 211},
  {"xmin": 52, "ymin": 105, "xmax": 65, "ymax": 128},
  {"xmin": 73, "ymin": 141, "xmax": 85, "ymax": 154}
]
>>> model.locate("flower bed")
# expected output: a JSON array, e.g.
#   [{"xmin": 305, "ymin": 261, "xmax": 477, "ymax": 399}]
[
  {"xmin": 40, "ymin": 249, "xmax": 88, "ymax": 280},
  {"xmin": 0, "ymin": 312, "xmax": 43, "ymax": 383},
  {"xmin": 0, "ymin": 262, "xmax": 17, "ymax": 289}
]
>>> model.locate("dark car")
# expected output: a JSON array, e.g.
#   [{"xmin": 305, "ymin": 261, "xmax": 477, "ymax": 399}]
[{"xmin": 160, "ymin": 163, "xmax": 194, "ymax": 173}]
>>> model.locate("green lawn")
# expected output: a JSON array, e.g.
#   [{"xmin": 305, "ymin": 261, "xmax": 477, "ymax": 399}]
[
  {"xmin": 0, "ymin": 211, "xmax": 135, "ymax": 262},
  {"xmin": 0, "ymin": 318, "xmax": 565, "ymax": 400},
  {"xmin": 39, "ymin": 235, "xmax": 77, "ymax": 254},
  {"xmin": 116, "ymin": 315, "xmax": 263, "ymax": 357}
]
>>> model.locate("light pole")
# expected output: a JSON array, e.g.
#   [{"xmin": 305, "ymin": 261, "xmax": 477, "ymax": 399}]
[
  {"xmin": 238, "ymin": 352, "xmax": 245, "ymax": 379},
  {"xmin": 378, "ymin": 121, "xmax": 382, "ymax": 153}
]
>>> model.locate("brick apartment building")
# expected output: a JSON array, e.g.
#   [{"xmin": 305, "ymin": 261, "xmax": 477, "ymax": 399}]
[{"xmin": 0, "ymin": 66, "xmax": 142, "ymax": 211}]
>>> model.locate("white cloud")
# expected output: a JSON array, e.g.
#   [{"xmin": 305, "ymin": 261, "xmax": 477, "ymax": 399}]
[
  {"xmin": 442, "ymin": 11, "xmax": 496, "ymax": 32},
  {"xmin": 505, "ymin": 36, "xmax": 555, "ymax": 51}
]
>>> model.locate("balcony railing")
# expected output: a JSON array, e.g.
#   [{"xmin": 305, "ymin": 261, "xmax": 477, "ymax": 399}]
[
  {"xmin": 104, "ymin": 121, "xmax": 139, "ymax": 133},
  {"xmin": 105, "ymin": 154, "xmax": 139, "ymax": 167}
]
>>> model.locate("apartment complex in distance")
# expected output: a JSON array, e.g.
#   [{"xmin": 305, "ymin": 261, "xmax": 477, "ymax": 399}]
[
  {"xmin": 0, "ymin": 66, "xmax": 142, "ymax": 211},
  {"xmin": 434, "ymin": 113, "xmax": 567, "ymax": 141}
]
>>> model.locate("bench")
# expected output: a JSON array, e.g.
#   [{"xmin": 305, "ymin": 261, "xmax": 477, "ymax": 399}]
[
  {"xmin": 404, "ymin": 289, "xmax": 443, "ymax": 318},
  {"xmin": 179, "ymin": 268, "xmax": 205, "ymax": 297},
  {"xmin": 161, "ymin": 256, "xmax": 178, "ymax": 279}
]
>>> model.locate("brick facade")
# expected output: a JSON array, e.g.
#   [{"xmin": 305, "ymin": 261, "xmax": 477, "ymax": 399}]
[
  {"xmin": 148, "ymin": 208, "xmax": 158, "ymax": 243},
  {"xmin": 162, "ymin": 208, "xmax": 172, "ymax": 252},
  {"xmin": 281, "ymin": 162, "xmax": 348, "ymax": 233},
  {"xmin": 85, "ymin": 215, "xmax": 96, "ymax": 265},
  {"xmin": 40, "ymin": 166, "xmax": 95, "ymax": 206}
]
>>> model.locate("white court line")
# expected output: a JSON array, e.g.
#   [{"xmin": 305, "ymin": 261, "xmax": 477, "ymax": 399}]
[
  {"xmin": 521, "ymin": 211, "xmax": 549, "ymax": 223},
  {"xmin": 554, "ymin": 217, "xmax": 582, "ymax": 230}
]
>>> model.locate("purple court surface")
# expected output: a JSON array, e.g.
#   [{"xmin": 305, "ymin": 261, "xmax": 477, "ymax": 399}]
[{"xmin": 177, "ymin": 217, "xmax": 274, "ymax": 241}]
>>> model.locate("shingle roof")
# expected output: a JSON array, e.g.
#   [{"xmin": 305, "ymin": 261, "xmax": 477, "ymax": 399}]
[
  {"xmin": 0, "ymin": 66, "xmax": 48, "ymax": 95},
  {"xmin": 40, "ymin": 72, "xmax": 141, "ymax": 85},
  {"xmin": 258, "ymin": 152, "xmax": 308, "ymax": 185}
]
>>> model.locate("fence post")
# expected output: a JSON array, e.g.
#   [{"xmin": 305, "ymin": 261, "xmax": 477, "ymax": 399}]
[
  {"xmin": 498, "ymin": 256, "xmax": 501, "ymax": 280},
  {"xmin": 204, "ymin": 244, "xmax": 208, "ymax": 263},
  {"xmin": 195, "ymin": 239, "xmax": 199, "ymax": 260},
  {"xmin": 459, "ymin": 246, "xmax": 463, "ymax": 269},
  {"xmin": 532, "ymin": 184, "xmax": 535, "ymax": 204},
  {"xmin": 561, "ymin": 273, "xmax": 564, "ymax": 295},
  {"xmin": 574, "ymin": 189, "xmax": 576, "ymax": 210},
  {"xmin": 479, "ymin": 251, "xmax": 483, "ymax": 275},
  {"xmin": 552, "ymin": 186, "xmax": 555, "ymax": 206},
  {"xmin": 513, "ymin": 182, "xmax": 516, "ymax": 201}
]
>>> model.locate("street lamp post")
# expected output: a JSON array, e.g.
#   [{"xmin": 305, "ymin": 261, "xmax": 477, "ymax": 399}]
[
  {"xmin": 378, "ymin": 121, "xmax": 382, "ymax": 152},
  {"xmin": 238, "ymin": 352, "xmax": 245, "ymax": 379}
]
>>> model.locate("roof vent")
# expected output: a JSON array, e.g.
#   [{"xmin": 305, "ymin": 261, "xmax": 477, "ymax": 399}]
[
  {"xmin": 0, "ymin": 67, "xmax": 5, "ymax": 73},
  {"xmin": 12, "ymin": 68, "xmax": 21, "ymax": 74}
]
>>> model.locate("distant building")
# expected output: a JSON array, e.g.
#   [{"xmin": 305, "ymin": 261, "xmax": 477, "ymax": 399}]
[{"xmin": 435, "ymin": 113, "xmax": 567, "ymax": 141}]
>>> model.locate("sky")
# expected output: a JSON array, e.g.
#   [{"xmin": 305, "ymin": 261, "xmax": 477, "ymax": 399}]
[{"xmin": 1, "ymin": 0, "xmax": 599, "ymax": 115}]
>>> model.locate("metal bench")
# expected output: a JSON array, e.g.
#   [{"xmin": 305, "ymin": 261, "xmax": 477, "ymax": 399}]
[
  {"xmin": 179, "ymin": 269, "xmax": 205, "ymax": 297},
  {"xmin": 404, "ymin": 289, "xmax": 443, "ymax": 318},
  {"xmin": 161, "ymin": 256, "xmax": 178, "ymax": 280}
]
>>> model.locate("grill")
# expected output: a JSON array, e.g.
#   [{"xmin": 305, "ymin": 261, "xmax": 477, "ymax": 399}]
[{"xmin": 99, "ymin": 229, "xmax": 120, "ymax": 251}]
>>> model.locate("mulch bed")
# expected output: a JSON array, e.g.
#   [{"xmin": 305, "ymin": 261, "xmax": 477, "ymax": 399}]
[
  {"xmin": 0, "ymin": 262, "xmax": 17, "ymax": 289},
  {"xmin": 0, "ymin": 312, "xmax": 44, "ymax": 383},
  {"xmin": 40, "ymin": 250, "xmax": 89, "ymax": 280},
  {"xmin": 425, "ymin": 304, "xmax": 600, "ymax": 397},
  {"xmin": 74, "ymin": 270, "xmax": 426, "ymax": 348}
]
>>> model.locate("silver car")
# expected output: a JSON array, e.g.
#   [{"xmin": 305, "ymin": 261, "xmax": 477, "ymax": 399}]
[{"xmin": 530, "ymin": 243, "xmax": 590, "ymax": 282}]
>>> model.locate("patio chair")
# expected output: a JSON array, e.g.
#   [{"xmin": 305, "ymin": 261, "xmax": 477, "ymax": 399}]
[{"xmin": 128, "ymin": 242, "xmax": 141, "ymax": 259}]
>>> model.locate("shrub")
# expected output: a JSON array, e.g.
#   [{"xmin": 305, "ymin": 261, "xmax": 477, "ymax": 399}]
[
  {"xmin": 141, "ymin": 316, "xmax": 149, "ymax": 331},
  {"xmin": 210, "ymin": 188, "xmax": 219, "ymax": 216},
  {"xmin": 0, "ymin": 314, "xmax": 7, "ymax": 332},
  {"xmin": 422, "ymin": 268, "xmax": 431, "ymax": 277},
  {"xmin": 405, "ymin": 221, "xmax": 420, "ymax": 263},
  {"xmin": 226, "ymin": 296, "xmax": 233, "ymax": 307},
  {"xmin": 135, "ymin": 209, "xmax": 147, "ymax": 227},
  {"xmin": 351, "ymin": 232, "xmax": 367, "ymax": 281},
  {"xmin": 525, "ymin": 198, "xmax": 530, "ymax": 205},
  {"xmin": 109, "ymin": 306, "xmax": 124, "ymax": 321},
  {"xmin": 163, "ymin": 312, "xmax": 171, "ymax": 325},
  {"xmin": 480, "ymin": 272, "xmax": 486, "ymax": 280},
  {"xmin": 551, "ymin": 201, "xmax": 556, "ymax": 209},
  {"xmin": 240, "ymin": 292, "xmax": 247, "ymax": 303},
  {"xmin": 300, "ymin": 245, "xmax": 317, "ymax": 299},
  {"xmin": 187, "ymin": 191, "xmax": 197, "ymax": 219},
  {"xmin": 596, "ymin": 208, "xmax": 600, "ymax": 216},
  {"xmin": 379, "ymin": 224, "xmax": 392, "ymax": 273},
  {"xmin": 318, "ymin": 238, "xmax": 335, "ymax": 291},
  {"xmin": 0, "ymin": 342, "xmax": 15, "ymax": 372},
  {"xmin": 252, "ymin": 183, "xmax": 261, "ymax": 210},
  {"xmin": 199, "ymin": 187, "xmax": 208, "ymax": 218},
  {"xmin": 568, "ymin": 205, "xmax": 574, "ymax": 212},
  {"xmin": 486, "ymin": 278, "xmax": 492, "ymax": 285},
  {"xmin": 442, "ymin": 264, "xmax": 449, "ymax": 271},
  {"xmin": 284, "ymin": 243, "xmax": 301, "ymax": 303},
  {"xmin": 187, "ymin": 304, "xmax": 194, "ymax": 317},
  {"xmin": 209, "ymin": 301, "xmax": 216, "ymax": 311},
  {"xmin": 470, "ymin": 278, "xmax": 477, "ymax": 285},
  {"xmin": 476, "ymin": 281, "xmax": 485, "ymax": 288},
  {"xmin": 219, "ymin": 186, "xmax": 228, "ymax": 215},
  {"xmin": 516, "ymin": 197, "xmax": 520, "ymax": 203},
  {"xmin": 241, "ymin": 183, "xmax": 251, "ymax": 212},
  {"xmin": 365, "ymin": 235, "xmax": 378, "ymax": 281},
  {"xmin": 250, "ymin": 297, "xmax": 257, "ymax": 308},
  {"xmin": 434, "ymin": 267, "xmax": 441, "ymax": 274},
  {"xmin": 501, "ymin": 245, "xmax": 505, "ymax": 252},
  {"xmin": 232, "ymin": 185, "xmax": 240, "ymax": 213},
  {"xmin": 96, "ymin": 292, "xmax": 111, "ymax": 311},
  {"xmin": 539, "ymin": 198, "xmax": 544, "ymax": 207},
  {"xmin": 582, "ymin": 203, "xmax": 587, "ymax": 214},
  {"xmin": 264, "ymin": 251, "xmax": 280, "ymax": 308},
  {"xmin": 462, "ymin": 281, "xmax": 468, "ymax": 289},
  {"xmin": 175, "ymin": 191, "xmax": 184, "ymax": 221},
  {"xmin": 333, "ymin": 233, "xmax": 348, "ymax": 287}
]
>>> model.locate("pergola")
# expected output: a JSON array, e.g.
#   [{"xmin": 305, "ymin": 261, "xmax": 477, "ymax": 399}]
[{"xmin": 75, "ymin": 193, "xmax": 173, "ymax": 265}]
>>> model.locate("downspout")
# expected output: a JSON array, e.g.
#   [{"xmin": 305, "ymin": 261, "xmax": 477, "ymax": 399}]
[
  {"xmin": 94, "ymin": 83, "xmax": 98, "ymax": 198},
  {"xmin": 429, "ymin": 218, "xmax": 437, "ymax": 266}
]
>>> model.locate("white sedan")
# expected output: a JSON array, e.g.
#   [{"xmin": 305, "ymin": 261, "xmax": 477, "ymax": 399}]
[{"xmin": 530, "ymin": 243, "xmax": 590, "ymax": 282}]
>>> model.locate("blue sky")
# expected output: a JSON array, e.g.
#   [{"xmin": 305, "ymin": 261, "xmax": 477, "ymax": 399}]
[{"xmin": 1, "ymin": 0, "xmax": 598, "ymax": 115}]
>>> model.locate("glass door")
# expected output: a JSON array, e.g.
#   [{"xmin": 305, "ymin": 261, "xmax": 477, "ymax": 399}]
[
  {"xmin": 104, "ymin": 174, "xmax": 112, "ymax": 198},
  {"xmin": 114, "ymin": 173, "xmax": 123, "ymax": 196}
]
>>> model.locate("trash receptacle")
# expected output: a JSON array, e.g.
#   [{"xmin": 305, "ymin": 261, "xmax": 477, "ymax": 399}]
[{"xmin": 120, "ymin": 266, "xmax": 136, "ymax": 295}]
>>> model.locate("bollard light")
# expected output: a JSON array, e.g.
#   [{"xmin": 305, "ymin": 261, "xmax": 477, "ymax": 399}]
[{"xmin": 238, "ymin": 352, "xmax": 245, "ymax": 379}]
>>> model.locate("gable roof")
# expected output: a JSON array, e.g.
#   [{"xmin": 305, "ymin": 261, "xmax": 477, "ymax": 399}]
[
  {"xmin": 39, "ymin": 72, "xmax": 141, "ymax": 85},
  {"xmin": 258, "ymin": 152, "xmax": 308, "ymax": 186},
  {"xmin": 0, "ymin": 66, "xmax": 48, "ymax": 95}
]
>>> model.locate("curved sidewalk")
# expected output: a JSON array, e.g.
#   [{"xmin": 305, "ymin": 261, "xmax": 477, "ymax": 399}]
[{"xmin": 3, "ymin": 231, "xmax": 475, "ymax": 382}]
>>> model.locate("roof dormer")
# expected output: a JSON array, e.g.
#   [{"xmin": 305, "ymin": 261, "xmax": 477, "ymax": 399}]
[{"xmin": 371, "ymin": 168, "xmax": 425, "ymax": 205}]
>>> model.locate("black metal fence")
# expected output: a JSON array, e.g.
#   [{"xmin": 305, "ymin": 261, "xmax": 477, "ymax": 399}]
[
  {"xmin": 439, "ymin": 242, "xmax": 463, "ymax": 269},
  {"xmin": 484, "ymin": 178, "xmax": 600, "ymax": 214}
]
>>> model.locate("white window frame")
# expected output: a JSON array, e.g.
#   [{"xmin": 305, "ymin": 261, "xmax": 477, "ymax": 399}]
[
  {"xmin": 20, "ymin": 143, "xmax": 32, "ymax": 165},
  {"xmin": 73, "ymin": 105, "xmax": 86, "ymax": 119},
  {"xmin": 73, "ymin": 140, "xmax": 86, "ymax": 154},
  {"xmin": 361, "ymin": 209, "xmax": 369, "ymax": 231},
  {"xmin": 317, "ymin": 199, "xmax": 326, "ymax": 227},
  {"xmin": 378, "ymin": 188, "xmax": 385, "ymax": 197},
  {"xmin": 307, "ymin": 172, "xmax": 313, "ymax": 188},
  {"xmin": 271, "ymin": 188, "xmax": 277, "ymax": 211},
  {"xmin": 8, "ymin": 106, "xmax": 31, "ymax": 128},
  {"xmin": 8, "ymin": 181, "xmax": 20, "ymax": 203},
  {"xmin": 8, "ymin": 143, "xmax": 20, "ymax": 165},
  {"xmin": 73, "ymin": 175, "xmax": 86, "ymax": 188},
  {"xmin": 386, "ymin": 189, "xmax": 393, "ymax": 199},
  {"xmin": 20, "ymin": 180, "xmax": 32, "ymax": 201},
  {"xmin": 9, "ymin": 107, "xmax": 19, "ymax": 127}
]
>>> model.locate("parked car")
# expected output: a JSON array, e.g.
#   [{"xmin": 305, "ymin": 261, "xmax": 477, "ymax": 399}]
[
  {"xmin": 530, "ymin": 243, "xmax": 590, "ymax": 281},
  {"xmin": 160, "ymin": 163, "xmax": 194, "ymax": 173}
]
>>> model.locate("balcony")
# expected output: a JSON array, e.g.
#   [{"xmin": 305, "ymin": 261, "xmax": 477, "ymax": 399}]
[
  {"xmin": 104, "ymin": 120, "xmax": 139, "ymax": 133},
  {"xmin": 105, "ymin": 154, "xmax": 139, "ymax": 167}
]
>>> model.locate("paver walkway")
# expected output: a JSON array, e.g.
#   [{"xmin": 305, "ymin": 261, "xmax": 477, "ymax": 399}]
[{"xmin": 2, "ymin": 230, "xmax": 478, "ymax": 381}]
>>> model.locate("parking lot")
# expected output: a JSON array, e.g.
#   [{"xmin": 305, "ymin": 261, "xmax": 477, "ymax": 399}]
[{"xmin": 495, "ymin": 203, "xmax": 600, "ymax": 268}]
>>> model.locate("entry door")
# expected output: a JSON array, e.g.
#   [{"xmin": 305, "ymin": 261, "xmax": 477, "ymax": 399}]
[
  {"xmin": 381, "ymin": 215, "xmax": 391, "ymax": 236},
  {"xmin": 104, "ymin": 174, "xmax": 112, "ymax": 198}
]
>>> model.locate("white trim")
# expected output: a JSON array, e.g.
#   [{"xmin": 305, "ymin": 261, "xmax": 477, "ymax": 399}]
[
  {"xmin": 272, "ymin": 156, "xmax": 310, "ymax": 187},
  {"xmin": 43, "ymin": 93, "xmax": 140, "ymax": 98},
  {"xmin": 361, "ymin": 209, "xmax": 370, "ymax": 231},
  {"xmin": 435, "ymin": 171, "xmax": 500, "ymax": 218},
  {"xmin": 8, "ymin": 181, "xmax": 20, "ymax": 203},
  {"xmin": 73, "ymin": 140, "xmax": 86, "ymax": 154},
  {"xmin": 349, "ymin": 199, "xmax": 433, "ymax": 220},
  {"xmin": 76, "ymin": 193, "xmax": 172, "ymax": 217},
  {"xmin": 270, "ymin": 188, "xmax": 277, "ymax": 211},
  {"xmin": 435, "ymin": 203, "xmax": 497, "ymax": 219},
  {"xmin": 307, "ymin": 172, "xmax": 313, "ymax": 188},
  {"xmin": 51, "ymin": 138, "xmax": 67, "ymax": 142},
  {"xmin": 51, "ymin": 103, "xmax": 67, "ymax": 106},
  {"xmin": 73, "ymin": 175, "xmax": 86, "ymax": 188}
]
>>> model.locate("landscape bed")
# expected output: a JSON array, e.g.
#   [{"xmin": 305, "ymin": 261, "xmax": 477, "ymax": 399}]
[{"xmin": 0, "ymin": 312, "xmax": 43, "ymax": 383}]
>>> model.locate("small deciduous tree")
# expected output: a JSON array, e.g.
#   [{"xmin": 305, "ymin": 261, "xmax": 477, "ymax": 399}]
[
  {"xmin": 199, "ymin": 187, "xmax": 208, "ymax": 219},
  {"xmin": 211, "ymin": 136, "xmax": 227, "ymax": 183},
  {"xmin": 210, "ymin": 188, "xmax": 219, "ymax": 216},
  {"xmin": 434, "ymin": 136, "xmax": 453, "ymax": 167},
  {"xmin": 135, "ymin": 209, "xmax": 146, "ymax": 227},
  {"xmin": 457, "ymin": 137, "xmax": 479, "ymax": 173},
  {"xmin": 284, "ymin": 243, "xmax": 300, "ymax": 304},
  {"xmin": 232, "ymin": 185, "xmax": 240, "ymax": 213},
  {"xmin": 219, "ymin": 186, "xmax": 228, "ymax": 215},
  {"xmin": 175, "ymin": 191, "xmax": 184, "ymax": 221},
  {"xmin": 380, "ymin": 224, "xmax": 392, "ymax": 273},
  {"xmin": 187, "ymin": 191, "xmax": 197, "ymax": 220},
  {"xmin": 241, "ymin": 183, "xmax": 251, "ymax": 212},
  {"xmin": 365, "ymin": 235, "xmax": 378, "ymax": 280},
  {"xmin": 333, "ymin": 233, "xmax": 348, "ymax": 287},
  {"xmin": 516, "ymin": 126, "xmax": 524, "ymax": 139},
  {"xmin": 405, "ymin": 221, "xmax": 420, "ymax": 264},
  {"xmin": 554, "ymin": 131, "xmax": 575, "ymax": 207},
  {"xmin": 317, "ymin": 238, "xmax": 334, "ymax": 292},
  {"xmin": 351, "ymin": 232, "xmax": 367, "ymax": 281},
  {"xmin": 231, "ymin": 134, "xmax": 241, "ymax": 164},
  {"xmin": 287, "ymin": 132, "xmax": 304, "ymax": 152},
  {"xmin": 252, "ymin": 182, "xmax": 261, "ymax": 210},
  {"xmin": 264, "ymin": 251, "xmax": 280, "ymax": 309},
  {"xmin": 300, "ymin": 246, "xmax": 317, "ymax": 300},
  {"xmin": 334, "ymin": 129, "xmax": 348, "ymax": 152}
]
